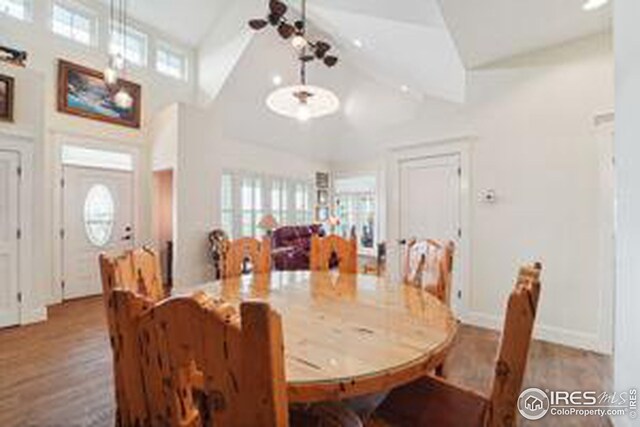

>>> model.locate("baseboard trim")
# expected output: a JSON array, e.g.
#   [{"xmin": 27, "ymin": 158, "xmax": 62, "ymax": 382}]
[
  {"xmin": 462, "ymin": 311, "xmax": 609, "ymax": 354},
  {"xmin": 21, "ymin": 306, "xmax": 48, "ymax": 325}
]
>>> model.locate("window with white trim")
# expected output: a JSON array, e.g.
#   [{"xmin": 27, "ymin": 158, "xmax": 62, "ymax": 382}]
[
  {"xmin": 334, "ymin": 174, "xmax": 377, "ymax": 254},
  {"xmin": 0, "ymin": 0, "xmax": 31, "ymax": 20},
  {"xmin": 156, "ymin": 43, "xmax": 188, "ymax": 80},
  {"xmin": 220, "ymin": 171, "xmax": 313, "ymax": 238},
  {"xmin": 52, "ymin": 2, "xmax": 96, "ymax": 46},
  {"xmin": 109, "ymin": 25, "xmax": 148, "ymax": 67}
]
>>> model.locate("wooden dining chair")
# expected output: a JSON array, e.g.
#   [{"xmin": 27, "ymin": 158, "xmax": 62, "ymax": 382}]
[
  {"xmin": 518, "ymin": 261, "xmax": 542, "ymax": 283},
  {"xmin": 371, "ymin": 266, "xmax": 542, "ymax": 427},
  {"xmin": 99, "ymin": 257, "xmax": 154, "ymax": 427},
  {"xmin": 403, "ymin": 239, "xmax": 455, "ymax": 306},
  {"xmin": 310, "ymin": 234, "xmax": 358, "ymax": 274},
  {"xmin": 222, "ymin": 237, "xmax": 272, "ymax": 278},
  {"xmin": 108, "ymin": 247, "xmax": 166, "ymax": 301},
  {"xmin": 130, "ymin": 246, "xmax": 165, "ymax": 301}
]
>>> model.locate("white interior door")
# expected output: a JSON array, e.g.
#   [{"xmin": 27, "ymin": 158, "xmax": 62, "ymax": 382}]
[
  {"xmin": 399, "ymin": 154, "xmax": 462, "ymax": 310},
  {"xmin": 0, "ymin": 151, "xmax": 20, "ymax": 327},
  {"xmin": 62, "ymin": 166, "xmax": 134, "ymax": 300}
]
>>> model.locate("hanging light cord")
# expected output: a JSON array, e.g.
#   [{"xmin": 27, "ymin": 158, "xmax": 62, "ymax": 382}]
[{"xmin": 299, "ymin": 0, "xmax": 307, "ymax": 86}]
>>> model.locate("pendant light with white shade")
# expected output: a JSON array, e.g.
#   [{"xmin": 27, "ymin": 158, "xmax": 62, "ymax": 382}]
[
  {"xmin": 249, "ymin": 0, "xmax": 340, "ymax": 121},
  {"xmin": 105, "ymin": 0, "xmax": 133, "ymax": 110}
]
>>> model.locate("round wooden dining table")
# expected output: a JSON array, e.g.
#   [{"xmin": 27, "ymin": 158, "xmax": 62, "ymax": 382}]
[{"xmin": 184, "ymin": 270, "xmax": 458, "ymax": 404}]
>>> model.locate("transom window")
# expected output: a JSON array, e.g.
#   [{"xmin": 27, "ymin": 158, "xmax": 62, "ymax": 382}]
[
  {"xmin": 109, "ymin": 25, "xmax": 148, "ymax": 67},
  {"xmin": 0, "ymin": 0, "xmax": 31, "ymax": 20},
  {"xmin": 221, "ymin": 171, "xmax": 313, "ymax": 238},
  {"xmin": 52, "ymin": 2, "xmax": 96, "ymax": 46},
  {"xmin": 156, "ymin": 43, "xmax": 188, "ymax": 80}
]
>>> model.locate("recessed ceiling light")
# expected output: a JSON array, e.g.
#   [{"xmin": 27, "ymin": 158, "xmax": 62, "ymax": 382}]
[
  {"xmin": 272, "ymin": 75, "xmax": 283, "ymax": 86},
  {"xmin": 582, "ymin": 0, "xmax": 608, "ymax": 11},
  {"xmin": 353, "ymin": 39, "xmax": 363, "ymax": 48},
  {"xmin": 400, "ymin": 85, "xmax": 409, "ymax": 93}
]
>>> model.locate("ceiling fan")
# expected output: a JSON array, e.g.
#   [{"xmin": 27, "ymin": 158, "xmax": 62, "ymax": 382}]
[{"xmin": 248, "ymin": 0, "xmax": 339, "ymax": 68}]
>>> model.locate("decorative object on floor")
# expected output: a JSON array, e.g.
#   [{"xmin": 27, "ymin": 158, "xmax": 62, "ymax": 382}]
[
  {"xmin": 208, "ymin": 229, "xmax": 229, "ymax": 280},
  {"xmin": 0, "ymin": 45, "xmax": 27, "ymax": 67},
  {"xmin": 372, "ymin": 264, "xmax": 542, "ymax": 427},
  {"xmin": 258, "ymin": 213, "xmax": 280, "ymax": 236},
  {"xmin": 103, "ymin": 0, "xmax": 135, "ymax": 109},
  {"xmin": 57, "ymin": 60, "xmax": 141, "ymax": 128},
  {"xmin": 0, "ymin": 74, "xmax": 14, "ymax": 122},
  {"xmin": 254, "ymin": 0, "xmax": 340, "ymax": 121}
]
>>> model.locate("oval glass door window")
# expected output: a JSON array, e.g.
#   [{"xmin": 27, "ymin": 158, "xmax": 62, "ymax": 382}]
[{"xmin": 84, "ymin": 184, "xmax": 115, "ymax": 247}]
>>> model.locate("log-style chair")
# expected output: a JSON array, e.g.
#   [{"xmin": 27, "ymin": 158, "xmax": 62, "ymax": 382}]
[
  {"xmin": 371, "ymin": 266, "xmax": 542, "ymax": 427},
  {"xmin": 310, "ymin": 234, "xmax": 358, "ymax": 274},
  {"xmin": 109, "ymin": 247, "xmax": 166, "ymax": 301},
  {"xmin": 222, "ymin": 237, "xmax": 272, "ymax": 278},
  {"xmin": 99, "ymin": 257, "xmax": 154, "ymax": 427},
  {"xmin": 403, "ymin": 239, "xmax": 455, "ymax": 306},
  {"xmin": 135, "ymin": 291, "xmax": 363, "ymax": 427},
  {"xmin": 518, "ymin": 261, "xmax": 542, "ymax": 283}
]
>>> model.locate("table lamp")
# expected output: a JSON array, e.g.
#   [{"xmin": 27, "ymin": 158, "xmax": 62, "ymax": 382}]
[{"xmin": 258, "ymin": 214, "xmax": 279, "ymax": 236}]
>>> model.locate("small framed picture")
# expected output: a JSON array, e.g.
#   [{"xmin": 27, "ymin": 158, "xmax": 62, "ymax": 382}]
[
  {"xmin": 316, "ymin": 206, "xmax": 329, "ymax": 222},
  {"xmin": 0, "ymin": 74, "xmax": 15, "ymax": 122},
  {"xmin": 317, "ymin": 189, "xmax": 328, "ymax": 205}
]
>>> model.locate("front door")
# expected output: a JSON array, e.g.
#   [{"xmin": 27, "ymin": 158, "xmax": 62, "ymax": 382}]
[
  {"xmin": 62, "ymin": 166, "xmax": 134, "ymax": 299},
  {"xmin": 0, "ymin": 151, "xmax": 20, "ymax": 327},
  {"xmin": 399, "ymin": 153, "xmax": 462, "ymax": 311}
]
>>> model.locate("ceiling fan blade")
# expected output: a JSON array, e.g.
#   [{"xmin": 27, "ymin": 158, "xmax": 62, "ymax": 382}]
[
  {"xmin": 278, "ymin": 23, "xmax": 295, "ymax": 39},
  {"xmin": 324, "ymin": 56, "xmax": 338, "ymax": 67},
  {"xmin": 315, "ymin": 41, "xmax": 331, "ymax": 52},
  {"xmin": 248, "ymin": 19, "xmax": 268, "ymax": 30},
  {"xmin": 269, "ymin": 0, "xmax": 287, "ymax": 17}
]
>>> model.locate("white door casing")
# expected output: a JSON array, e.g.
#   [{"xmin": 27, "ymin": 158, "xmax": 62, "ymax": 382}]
[
  {"xmin": 0, "ymin": 151, "xmax": 20, "ymax": 327},
  {"xmin": 399, "ymin": 153, "xmax": 463, "ymax": 313},
  {"xmin": 62, "ymin": 166, "xmax": 135, "ymax": 300}
]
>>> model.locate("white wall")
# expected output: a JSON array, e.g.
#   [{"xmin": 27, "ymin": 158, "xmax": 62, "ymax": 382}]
[
  {"xmin": 614, "ymin": 2, "xmax": 640, "ymax": 426},
  {"xmin": 333, "ymin": 33, "xmax": 614, "ymax": 353},
  {"xmin": 173, "ymin": 103, "xmax": 329, "ymax": 287},
  {"xmin": 1, "ymin": 0, "xmax": 197, "ymax": 314}
]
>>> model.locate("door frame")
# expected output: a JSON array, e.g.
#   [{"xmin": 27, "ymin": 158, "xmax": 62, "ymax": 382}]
[
  {"xmin": 51, "ymin": 132, "xmax": 143, "ymax": 304},
  {"xmin": 386, "ymin": 136, "xmax": 472, "ymax": 318},
  {"xmin": 0, "ymin": 130, "xmax": 37, "ymax": 325}
]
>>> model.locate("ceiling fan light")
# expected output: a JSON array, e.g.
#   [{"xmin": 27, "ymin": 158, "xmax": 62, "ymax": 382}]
[
  {"xmin": 291, "ymin": 35, "xmax": 308, "ymax": 50},
  {"xmin": 296, "ymin": 103, "xmax": 311, "ymax": 122},
  {"xmin": 267, "ymin": 85, "xmax": 339, "ymax": 121}
]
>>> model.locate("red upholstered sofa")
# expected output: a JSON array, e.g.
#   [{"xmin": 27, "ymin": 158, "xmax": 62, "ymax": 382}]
[{"xmin": 271, "ymin": 224, "xmax": 325, "ymax": 271}]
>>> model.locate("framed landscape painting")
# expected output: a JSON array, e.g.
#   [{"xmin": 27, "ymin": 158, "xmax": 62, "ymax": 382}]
[
  {"xmin": 57, "ymin": 60, "xmax": 141, "ymax": 128},
  {"xmin": 0, "ymin": 74, "xmax": 14, "ymax": 122}
]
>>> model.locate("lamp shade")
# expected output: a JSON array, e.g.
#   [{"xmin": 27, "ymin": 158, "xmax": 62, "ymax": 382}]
[
  {"xmin": 258, "ymin": 214, "xmax": 279, "ymax": 231},
  {"xmin": 266, "ymin": 84, "xmax": 340, "ymax": 121}
]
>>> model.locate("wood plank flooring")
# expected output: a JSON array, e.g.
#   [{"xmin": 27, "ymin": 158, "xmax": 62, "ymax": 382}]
[{"xmin": 0, "ymin": 297, "xmax": 612, "ymax": 427}]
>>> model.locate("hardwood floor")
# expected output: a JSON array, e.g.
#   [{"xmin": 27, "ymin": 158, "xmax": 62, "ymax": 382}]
[{"xmin": 0, "ymin": 297, "xmax": 612, "ymax": 427}]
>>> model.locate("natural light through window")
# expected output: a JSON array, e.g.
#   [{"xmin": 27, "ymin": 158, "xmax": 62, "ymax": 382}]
[
  {"xmin": 109, "ymin": 25, "xmax": 148, "ymax": 67},
  {"xmin": 0, "ymin": 0, "xmax": 30, "ymax": 20},
  {"xmin": 221, "ymin": 171, "xmax": 313, "ymax": 238},
  {"xmin": 156, "ymin": 44, "xmax": 187, "ymax": 80},
  {"xmin": 334, "ymin": 174, "xmax": 377, "ymax": 255},
  {"xmin": 52, "ymin": 3, "xmax": 95, "ymax": 45}
]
